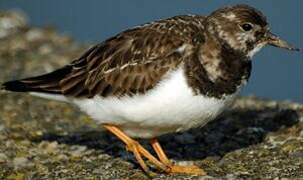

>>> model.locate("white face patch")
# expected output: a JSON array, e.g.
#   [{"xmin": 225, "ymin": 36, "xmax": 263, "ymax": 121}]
[{"xmin": 247, "ymin": 42, "xmax": 266, "ymax": 58}]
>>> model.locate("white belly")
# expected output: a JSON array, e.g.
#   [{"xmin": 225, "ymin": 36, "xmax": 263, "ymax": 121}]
[{"xmin": 74, "ymin": 67, "xmax": 237, "ymax": 138}]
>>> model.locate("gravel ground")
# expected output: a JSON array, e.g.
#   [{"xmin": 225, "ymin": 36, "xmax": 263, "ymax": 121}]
[{"xmin": 0, "ymin": 11, "xmax": 303, "ymax": 179}]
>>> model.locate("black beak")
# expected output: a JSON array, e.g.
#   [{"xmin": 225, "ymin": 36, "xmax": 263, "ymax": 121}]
[{"xmin": 266, "ymin": 32, "xmax": 300, "ymax": 51}]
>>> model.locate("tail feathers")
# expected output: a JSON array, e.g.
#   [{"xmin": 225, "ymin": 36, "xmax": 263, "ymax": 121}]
[
  {"xmin": 2, "ymin": 80, "xmax": 35, "ymax": 92},
  {"xmin": 2, "ymin": 65, "xmax": 72, "ymax": 94}
]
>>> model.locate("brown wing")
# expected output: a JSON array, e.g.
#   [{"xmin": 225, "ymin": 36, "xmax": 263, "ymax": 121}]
[
  {"xmin": 3, "ymin": 15, "xmax": 204, "ymax": 98},
  {"xmin": 59, "ymin": 27, "xmax": 193, "ymax": 98}
]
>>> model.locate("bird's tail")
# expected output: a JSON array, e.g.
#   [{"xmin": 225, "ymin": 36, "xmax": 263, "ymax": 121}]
[{"xmin": 1, "ymin": 66, "xmax": 72, "ymax": 94}]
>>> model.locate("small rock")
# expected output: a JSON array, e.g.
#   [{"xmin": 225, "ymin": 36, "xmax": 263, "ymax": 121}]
[
  {"xmin": 7, "ymin": 172, "xmax": 25, "ymax": 180},
  {"xmin": 45, "ymin": 141, "xmax": 59, "ymax": 154},
  {"xmin": 39, "ymin": 141, "xmax": 59, "ymax": 154},
  {"xmin": 175, "ymin": 160, "xmax": 195, "ymax": 166},
  {"xmin": 56, "ymin": 154, "xmax": 68, "ymax": 161},
  {"xmin": 0, "ymin": 125, "xmax": 4, "ymax": 132},
  {"xmin": 35, "ymin": 130, "xmax": 43, "ymax": 136},
  {"xmin": 129, "ymin": 171, "xmax": 149, "ymax": 180},
  {"xmin": 26, "ymin": 29, "xmax": 43, "ymax": 41},
  {"xmin": 13, "ymin": 157, "xmax": 33, "ymax": 169},
  {"xmin": 97, "ymin": 154, "xmax": 112, "ymax": 160},
  {"xmin": 39, "ymin": 44, "xmax": 53, "ymax": 54},
  {"xmin": 19, "ymin": 140, "xmax": 31, "ymax": 146},
  {"xmin": 226, "ymin": 173, "xmax": 237, "ymax": 180},
  {"xmin": 70, "ymin": 145, "xmax": 87, "ymax": 158},
  {"xmin": 199, "ymin": 175, "xmax": 215, "ymax": 180},
  {"xmin": 0, "ymin": 153, "xmax": 8, "ymax": 163},
  {"xmin": 92, "ymin": 168, "xmax": 103, "ymax": 174},
  {"xmin": 0, "ymin": 11, "xmax": 27, "ymax": 38}
]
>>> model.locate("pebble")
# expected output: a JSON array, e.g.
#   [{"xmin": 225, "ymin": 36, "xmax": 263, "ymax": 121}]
[
  {"xmin": 39, "ymin": 141, "xmax": 59, "ymax": 154},
  {"xmin": 70, "ymin": 145, "xmax": 87, "ymax": 158},
  {"xmin": 45, "ymin": 141, "xmax": 59, "ymax": 154},
  {"xmin": 0, "ymin": 153, "xmax": 8, "ymax": 163},
  {"xmin": 226, "ymin": 174, "xmax": 237, "ymax": 180},
  {"xmin": 92, "ymin": 168, "xmax": 103, "ymax": 174},
  {"xmin": 20, "ymin": 140, "xmax": 31, "ymax": 146},
  {"xmin": 97, "ymin": 154, "xmax": 112, "ymax": 160},
  {"xmin": 0, "ymin": 125, "xmax": 4, "ymax": 132},
  {"xmin": 56, "ymin": 154, "xmax": 68, "ymax": 161},
  {"xmin": 199, "ymin": 175, "xmax": 215, "ymax": 180},
  {"xmin": 0, "ymin": 11, "xmax": 27, "ymax": 38},
  {"xmin": 13, "ymin": 157, "xmax": 33, "ymax": 169},
  {"xmin": 175, "ymin": 160, "xmax": 194, "ymax": 166},
  {"xmin": 26, "ymin": 29, "xmax": 43, "ymax": 41}
]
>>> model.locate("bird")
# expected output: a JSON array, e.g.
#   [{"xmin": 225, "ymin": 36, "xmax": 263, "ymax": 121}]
[{"xmin": 1, "ymin": 4, "xmax": 300, "ymax": 175}]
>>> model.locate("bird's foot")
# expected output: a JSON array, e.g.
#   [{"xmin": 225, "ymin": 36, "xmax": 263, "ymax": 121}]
[
  {"xmin": 150, "ymin": 138, "xmax": 206, "ymax": 176},
  {"xmin": 103, "ymin": 124, "xmax": 206, "ymax": 176},
  {"xmin": 167, "ymin": 164, "xmax": 206, "ymax": 175},
  {"xmin": 125, "ymin": 140, "xmax": 168, "ymax": 174},
  {"xmin": 103, "ymin": 124, "xmax": 168, "ymax": 174}
]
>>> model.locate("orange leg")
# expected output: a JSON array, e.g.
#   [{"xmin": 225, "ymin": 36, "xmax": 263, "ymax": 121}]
[
  {"xmin": 150, "ymin": 138, "xmax": 206, "ymax": 175},
  {"xmin": 103, "ymin": 124, "xmax": 168, "ymax": 174}
]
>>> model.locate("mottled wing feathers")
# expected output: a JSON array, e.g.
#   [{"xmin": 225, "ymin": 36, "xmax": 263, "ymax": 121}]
[
  {"xmin": 60, "ymin": 28, "xmax": 189, "ymax": 98},
  {"xmin": 4, "ymin": 15, "xmax": 205, "ymax": 98}
]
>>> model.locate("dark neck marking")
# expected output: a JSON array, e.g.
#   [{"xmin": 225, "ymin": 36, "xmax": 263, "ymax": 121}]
[{"xmin": 184, "ymin": 36, "xmax": 252, "ymax": 98}]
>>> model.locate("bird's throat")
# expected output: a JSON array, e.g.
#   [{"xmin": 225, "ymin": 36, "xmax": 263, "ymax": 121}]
[{"xmin": 184, "ymin": 36, "xmax": 252, "ymax": 98}]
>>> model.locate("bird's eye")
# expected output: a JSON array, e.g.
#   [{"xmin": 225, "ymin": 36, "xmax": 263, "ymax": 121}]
[{"xmin": 241, "ymin": 23, "xmax": 253, "ymax": 31}]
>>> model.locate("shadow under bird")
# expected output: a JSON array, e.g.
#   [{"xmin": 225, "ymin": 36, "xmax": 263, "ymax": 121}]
[{"xmin": 1, "ymin": 4, "xmax": 300, "ymax": 175}]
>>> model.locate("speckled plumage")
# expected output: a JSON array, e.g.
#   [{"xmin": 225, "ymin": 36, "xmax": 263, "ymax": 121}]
[
  {"xmin": 2, "ymin": 4, "xmax": 298, "ymax": 139},
  {"xmin": 2, "ymin": 4, "xmax": 300, "ymax": 175},
  {"xmin": 1, "ymin": 11, "xmax": 253, "ymax": 98}
]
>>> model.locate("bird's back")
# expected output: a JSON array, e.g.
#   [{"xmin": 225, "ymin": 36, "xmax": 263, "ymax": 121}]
[{"xmin": 2, "ymin": 15, "xmax": 206, "ymax": 99}]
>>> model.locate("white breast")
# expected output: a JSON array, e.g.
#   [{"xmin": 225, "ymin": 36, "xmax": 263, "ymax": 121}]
[{"xmin": 73, "ymin": 67, "xmax": 238, "ymax": 138}]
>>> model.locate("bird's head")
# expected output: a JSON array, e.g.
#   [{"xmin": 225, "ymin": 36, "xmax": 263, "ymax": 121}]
[{"xmin": 205, "ymin": 4, "xmax": 299, "ymax": 58}]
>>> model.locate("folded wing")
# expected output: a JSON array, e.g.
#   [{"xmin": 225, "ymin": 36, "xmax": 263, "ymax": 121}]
[{"xmin": 3, "ymin": 17, "xmax": 196, "ymax": 98}]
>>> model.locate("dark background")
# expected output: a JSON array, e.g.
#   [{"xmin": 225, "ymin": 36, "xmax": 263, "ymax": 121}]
[{"xmin": 0, "ymin": 0, "xmax": 302, "ymax": 102}]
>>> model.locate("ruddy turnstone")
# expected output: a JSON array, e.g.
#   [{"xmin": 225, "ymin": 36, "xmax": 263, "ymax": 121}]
[{"xmin": 1, "ymin": 4, "xmax": 299, "ymax": 175}]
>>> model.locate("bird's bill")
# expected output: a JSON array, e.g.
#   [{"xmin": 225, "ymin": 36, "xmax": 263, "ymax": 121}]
[{"xmin": 266, "ymin": 32, "xmax": 300, "ymax": 51}]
